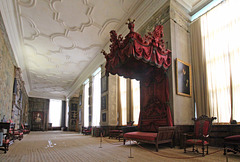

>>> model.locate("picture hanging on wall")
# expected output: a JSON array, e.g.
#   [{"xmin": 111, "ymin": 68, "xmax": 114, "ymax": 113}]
[
  {"xmin": 101, "ymin": 95, "xmax": 108, "ymax": 110},
  {"xmin": 32, "ymin": 111, "xmax": 44, "ymax": 123},
  {"xmin": 89, "ymin": 115, "xmax": 92, "ymax": 122},
  {"xmin": 101, "ymin": 75, "xmax": 108, "ymax": 93},
  {"xmin": 79, "ymin": 95, "xmax": 82, "ymax": 106},
  {"xmin": 176, "ymin": 58, "xmax": 192, "ymax": 97},
  {"xmin": 89, "ymin": 86, "xmax": 92, "ymax": 96},
  {"xmin": 102, "ymin": 113, "xmax": 106, "ymax": 122}
]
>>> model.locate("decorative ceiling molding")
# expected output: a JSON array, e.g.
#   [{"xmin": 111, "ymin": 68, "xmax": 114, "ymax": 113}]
[
  {"xmin": 18, "ymin": 0, "xmax": 36, "ymax": 8},
  {"xmin": 98, "ymin": 18, "xmax": 120, "ymax": 37},
  {"xmin": 21, "ymin": 14, "xmax": 40, "ymax": 40},
  {"xmin": 50, "ymin": 0, "xmax": 94, "ymax": 32}
]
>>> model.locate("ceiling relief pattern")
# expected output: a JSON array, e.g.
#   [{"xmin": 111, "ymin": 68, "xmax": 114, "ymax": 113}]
[{"xmin": 15, "ymin": 0, "xmax": 140, "ymax": 99}]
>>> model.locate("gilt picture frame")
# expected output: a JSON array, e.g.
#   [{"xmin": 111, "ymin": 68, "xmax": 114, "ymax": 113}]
[
  {"xmin": 176, "ymin": 58, "xmax": 192, "ymax": 97},
  {"xmin": 101, "ymin": 75, "xmax": 108, "ymax": 93}
]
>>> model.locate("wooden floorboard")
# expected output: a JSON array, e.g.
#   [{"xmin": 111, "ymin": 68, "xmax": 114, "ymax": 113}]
[{"xmin": 0, "ymin": 131, "xmax": 239, "ymax": 162}]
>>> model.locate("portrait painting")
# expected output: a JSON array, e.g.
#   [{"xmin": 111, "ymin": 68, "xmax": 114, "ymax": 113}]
[
  {"xmin": 32, "ymin": 111, "xmax": 44, "ymax": 123},
  {"xmin": 176, "ymin": 58, "xmax": 192, "ymax": 97}
]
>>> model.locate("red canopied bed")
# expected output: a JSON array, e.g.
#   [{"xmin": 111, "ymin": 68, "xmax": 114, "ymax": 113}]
[{"xmin": 102, "ymin": 19, "xmax": 174, "ymax": 151}]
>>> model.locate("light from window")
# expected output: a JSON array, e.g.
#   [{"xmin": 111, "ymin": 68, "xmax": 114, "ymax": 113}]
[
  {"xmin": 201, "ymin": 0, "xmax": 240, "ymax": 123},
  {"xmin": 49, "ymin": 99, "xmax": 62, "ymax": 127},
  {"xmin": 92, "ymin": 68, "xmax": 101, "ymax": 126},
  {"xmin": 84, "ymin": 80, "xmax": 89, "ymax": 127},
  {"xmin": 131, "ymin": 79, "xmax": 140, "ymax": 125},
  {"xmin": 119, "ymin": 76, "xmax": 127, "ymax": 125}
]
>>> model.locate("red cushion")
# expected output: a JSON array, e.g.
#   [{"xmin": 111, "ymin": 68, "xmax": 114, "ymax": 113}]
[
  {"xmin": 224, "ymin": 135, "xmax": 240, "ymax": 142},
  {"xmin": 22, "ymin": 130, "xmax": 30, "ymax": 133},
  {"xmin": 186, "ymin": 139, "xmax": 208, "ymax": 145},
  {"xmin": 124, "ymin": 131, "xmax": 157, "ymax": 141},
  {"xmin": 2, "ymin": 139, "xmax": 10, "ymax": 144},
  {"xmin": 14, "ymin": 131, "xmax": 23, "ymax": 136}
]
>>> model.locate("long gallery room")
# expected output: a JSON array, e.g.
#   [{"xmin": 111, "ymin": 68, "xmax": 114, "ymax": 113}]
[{"xmin": 0, "ymin": 0, "xmax": 240, "ymax": 161}]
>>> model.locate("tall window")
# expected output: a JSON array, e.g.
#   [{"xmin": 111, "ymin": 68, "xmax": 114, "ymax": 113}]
[
  {"xmin": 84, "ymin": 79, "xmax": 89, "ymax": 127},
  {"xmin": 200, "ymin": 0, "xmax": 240, "ymax": 123},
  {"xmin": 131, "ymin": 79, "xmax": 140, "ymax": 125},
  {"xmin": 92, "ymin": 68, "xmax": 101, "ymax": 126},
  {"xmin": 49, "ymin": 99, "xmax": 62, "ymax": 127},
  {"xmin": 119, "ymin": 77, "xmax": 140, "ymax": 125},
  {"xmin": 119, "ymin": 76, "xmax": 127, "ymax": 125}
]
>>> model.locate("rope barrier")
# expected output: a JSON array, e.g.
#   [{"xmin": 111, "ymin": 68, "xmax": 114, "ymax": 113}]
[
  {"xmin": 100, "ymin": 136, "xmax": 223, "ymax": 160},
  {"xmin": 101, "ymin": 137, "xmax": 123, "ymax": 145},
  {"xmin": 125, "ymin": 140, "xmax": 223, "ymax": 160}
]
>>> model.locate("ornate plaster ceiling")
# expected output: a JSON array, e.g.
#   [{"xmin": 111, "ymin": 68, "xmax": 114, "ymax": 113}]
[{"xmin": 0, "ymin": 0, "xmax": 211, "ymax": 100}]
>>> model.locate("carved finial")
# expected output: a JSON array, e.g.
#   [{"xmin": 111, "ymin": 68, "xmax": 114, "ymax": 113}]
[
  {"xmin": 125, "ymin": 18, "xmax": 135, "ymax": 25},
  {"xmin": 126, "ymin": 18, "xmax": 135, "ymax": 32},
  {"xmin": 101, "ymin": 49, "xmax": 107, "ymax": 56}
]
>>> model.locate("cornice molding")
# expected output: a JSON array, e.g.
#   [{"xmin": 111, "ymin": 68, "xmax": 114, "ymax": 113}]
[
  {"xmin": 28, "ymin": 91, "xmax": 66, "ymax": 100},
  {"xmin": 0, "ymin": 0, "xmax": 30, "ymax": 94}
]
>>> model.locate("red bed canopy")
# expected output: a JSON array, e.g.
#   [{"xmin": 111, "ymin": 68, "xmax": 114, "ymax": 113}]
[{"xmin": 102, "ymin": 19, "xmax": 173, "ymax": 128}]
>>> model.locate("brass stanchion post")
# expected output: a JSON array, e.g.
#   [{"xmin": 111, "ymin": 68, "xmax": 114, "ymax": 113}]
[
  {"xmin": 128, "ymin": 140, "xmax": 134, "ymax": 158},
  {"xmin": 99, "ymin": 132, "xmax": 102, "ymax": 148}
]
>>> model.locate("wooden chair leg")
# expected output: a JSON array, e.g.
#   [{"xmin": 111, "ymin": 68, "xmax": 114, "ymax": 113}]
[
  {"xmin": 224, "ymin": 144, "xmax": 226, "ymax": 155},
  {"xmin": 156, "ymin": 143, "xmax": 158, "ymax": 152},
  {"xmin": 206, "ymin": 145, "xmax": 209, "ymax": 154},
  {"xmin": 123, "ymin": 139, "xmax": 126, "ymax": 145},
  {"xmin": 202, "ymin": 145, "xmax": 205, "ymax": 156}
]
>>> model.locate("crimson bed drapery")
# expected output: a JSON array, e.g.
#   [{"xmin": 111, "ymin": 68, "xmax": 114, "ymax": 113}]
[{"xmin": 102, "ymin": 20, "xmax": 173, "ymax": 127}]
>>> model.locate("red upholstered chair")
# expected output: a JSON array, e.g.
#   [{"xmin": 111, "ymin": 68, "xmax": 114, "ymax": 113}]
[
  {"xmin": 9, "ymin": 122, "xmax": 23, "ymax": 141},
  {"xmin": 183, "ymin": 115, "xmax": 216, "ymax": 156},
  {"xmin": 224, "ymin": 135, "xmax": 240, "ymax": 155},
  {"xmin": 0, "ymin": 122, "xmax": 11, "ymax": 153},
  {"xmin": 21, "ymin": 123, "xmax": 30, "ymax": 134},
  {"xmin": 82, "ymin": 126, "xmax": 92, "ymax": 135}
]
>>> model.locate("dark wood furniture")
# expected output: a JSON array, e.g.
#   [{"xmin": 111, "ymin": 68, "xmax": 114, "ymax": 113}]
[
  {"xmin": 183, "ymin": 115, "xmax": 216, "ymax": 156},
  {"xmin": 109, "ymin": 121, "xmax": 134, "ymax": 141},
  {"xmin": 224, "ymin": 135, "xmax": 240, "ymax": 155},
  {"xmin": 0, "ymin": 122, "xmax": 11, "ymax": 153}
]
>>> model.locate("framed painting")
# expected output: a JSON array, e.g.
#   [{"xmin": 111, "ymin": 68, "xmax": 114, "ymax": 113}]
[
  {"xmin": 101, "ymin": 75, "xmax": 108, "ymax": 93},
  {"xmin": 89, "ymin": 115, "xmax": 92, "ymax": 122},
  {"xmin": 102, "ymin": 113, "xmax": 106, "ymax": 122},
  {"xmin": 89, "ymin": 86, "xmax": 92, "ymax": 96},
  {"xmin": 89, "ymin": 106, "xmax": 92, "ymax": 114},
  {"xmin": 32, "ymin": 111, "xmax": 44, "ymax": 123},
  {"xmin": 101, "ymin": 95, "xmax": 108, "ymax": 110},
  {"xmin": 79, "ymin": 95, "xmax": 82, "ymax": 106},
  {"xmin": 176, "ymin": 58, "xmax": 192, "ymax": 97},
  {"xmin": 79, "ymin": 109, "xmax": 82, "ymax": 123}
]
